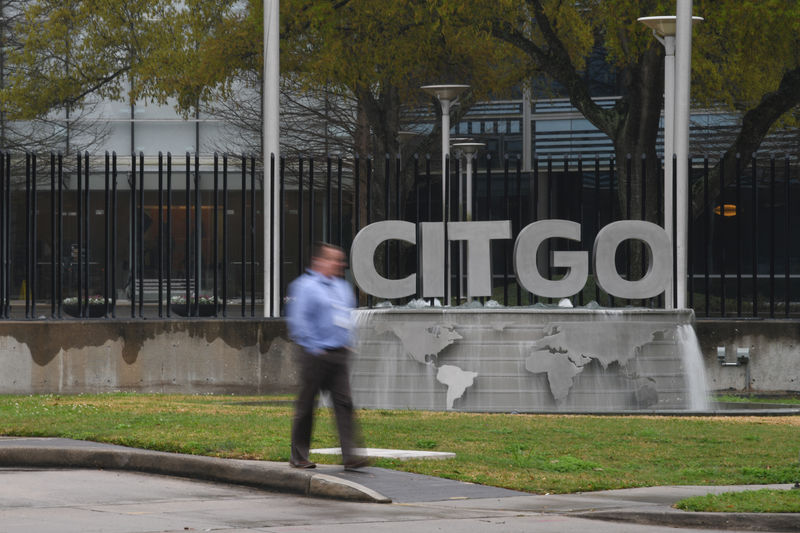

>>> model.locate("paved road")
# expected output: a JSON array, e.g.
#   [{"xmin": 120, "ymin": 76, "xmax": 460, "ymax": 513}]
[
  {"xmin": 0, "ymin": 467, "xmax": 747, "ymax": 533},
  {"xmin": 1, "ymin": 438, "xmax": 798, "ymax": 532}
]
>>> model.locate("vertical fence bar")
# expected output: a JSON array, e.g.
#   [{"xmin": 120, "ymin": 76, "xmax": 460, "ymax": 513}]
[
  {"xmin": 414, "ymin": 155, "xmax": 420, "ymax": 297},
  {"xmin": 137, "ymin": 153, "xmax": 143, "ymax": 317},
  {"xmin": 337, "ymin": 157, "xmax": 343, "ymax": 247},
  {"xmin": 657, "ymin": 156, "xmax": 664, "ymax": 308},
  {"xmin": 353, "ymin": 155, "xmax": 360, "ymax": 303},
  {"xmin": 297, "ymin": 158, "xmax": 304, "ymax": 277},
  {"xmin": 166, "ymin": 153, "xmax": 173, "ymax": 317},
  {"xmin": 25, "ymin": 153, "xmax": 30, "ymax": 318},
  {"xmin": 769, "ymin": 155, "xmax": 775, "ymax": 318},
  {"xmin": 533, "ymin": 155, "xmax": 539, "ymax": 304},
  {"xmin": 625, "ymin": 154, "xmax": 631, "ymax": 306},
  {"xmin": 577, "ymin": 156, "xmax": 584, "ymax": 306},
  {"xmin": 213, "ymin": 153, "xmax": 219, "ymax": 316},
  {"xmin": 516, "ymin": 155, "xmax": 523, "ymax": 305},
  {"xmin": 444, "ymin": 155, "xmax": 450, "ymax": 305},
  {"xmin": 104, "ymin": 152, "xmax": 110, "ymax": 318},
  {"xmin": 185, "ymin": 153, "xmax": 191, "ymax": 316},
  {"xmin": 454, "ymin": 158, "xmax": 461, "ymax": 304},
  {"xmin": 785, "ymin": 155, "xmax": 791, "ymax": 318},
  {"xmin": 4, "ymin": 155, "xmax": 10, "ymax": 318},
  {"xmin": 546, "ymin": 156, "xmax": 553, "ymax": 303},
  {"xmin": 384, "ymin": 154, "xmax": 390, "ymax": 284},
  {"xmin": 720, "ymin": 154, "xmax": 727, "ymax": 317},
  {"xmin": 76, "ymin": 153, "xmax": 82, "ymax": 317},
  {"xmin": 157, "ymin": 152, "xmax": 164, "ymax": 317},
  {"xmin": 279, "ymin": 156, "xmax": 286, "ymax": 313},
  {"xmin": 485, "ymin": 154, "xmax": 493, "ymax": 304},
  {"xmin": 0, "ymin": 153, "xmax": 4, "ymax": 318},
  {"xmin": 326, "ymin": 156, "xmax": 332, "ymax": 243},
  {"xmin": 50, "ymin": 154, "xmax": 56, "ymax": 317},
  {"xmin": 32, "ymin": 155, "xmax": 38, "ymax": 318},
  {"xmin": 503, "ymin": 155, "xmax": 510, "ymax": 304},
  {"xmin": 395, "ymin": 154, "xmax": 401, "ymax": 280},
  {"xmin": 129, "ymin": 154, "xmax": 135, "ymax": 317},
  {"xmin": 111, "ymin": 153, "xmax": 117, "ymax": 317},
  {"xmin": 84, "ymin": 152, "xmax": 91, "ymax": 316},
  {"xmin": 250, "ymin": 155, "xmax": 256, "ymax": 317},
  {"xmin": 366, "ymin": 157, "xmax": 372, "ymax": 308},
  {"xmin": 609, "ymin": 157, "xmax": 616, "ymax": 308},
  {"xmin": 195, "ymin": 153, "xmax": 202, "ymax": 317},
  {"xmin": 594, "ymin": 155, "xmax": 600, "ymax": 304},
  {"xmin": 641, "ymin": 154, "xmax": 649, "ymax": 307},
  {"xmin": 703, "ymin": 156, "xmax": 710, "ymax": 316},
  {"xmin": 309, "ymin": 158, "xmax": 315, "ymax": 269},
  {"xmin": 751, "ymin": 153, "xmax": 758, "ymax": 317},
  {"xmin": 735, "ymin": 154, "xmax": 742, "ymax": 316},
  {"xmin": 688, "ymin": 156, "xmax": 694, "ymax": 310}
]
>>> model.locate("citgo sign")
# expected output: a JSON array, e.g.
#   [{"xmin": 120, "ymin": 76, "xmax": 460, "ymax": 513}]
[{"xmin": 350, "ymin": 220, "xmax": 672, "ymax": 301}]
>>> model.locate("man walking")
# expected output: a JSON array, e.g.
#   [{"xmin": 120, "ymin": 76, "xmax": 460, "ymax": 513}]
[{"xmin": 286, "ymin": 242, "xmax": 368, "ymax": 470}]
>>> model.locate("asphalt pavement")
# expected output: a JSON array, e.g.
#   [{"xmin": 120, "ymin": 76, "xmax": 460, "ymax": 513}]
[{"xmin": 1, "ymin": 437, "xmax": 798, "ymax": 532}]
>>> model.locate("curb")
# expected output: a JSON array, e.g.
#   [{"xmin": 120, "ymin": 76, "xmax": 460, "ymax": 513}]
[
  {"xmin": 576, "ymin": 509, "xmax": 800, "ymax": 532},
  {"xmin": 0, "ymin": 444, "xmax": 391, "ymax": 504}
]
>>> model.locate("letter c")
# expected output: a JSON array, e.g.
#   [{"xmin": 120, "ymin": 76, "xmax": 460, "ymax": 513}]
[{"xmin": 350, "ymin": 221, "xmax": 416, "ymax": 299}]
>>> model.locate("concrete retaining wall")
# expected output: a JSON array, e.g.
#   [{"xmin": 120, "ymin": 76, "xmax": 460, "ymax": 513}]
[
  {"xmin": 0, "ymin": 320, "xmax": 300, "ymax": 395},
  {"xmin": 694, "ymin": 320, "xmax": 800, "ymax": 394},
  {"xmin": 0, "ymin": 318, "xmax": 797, "ymax": 396}
]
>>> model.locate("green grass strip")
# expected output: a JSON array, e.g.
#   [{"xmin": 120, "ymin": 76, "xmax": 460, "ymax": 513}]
[
  {"xmin": 2, "ymin": 393, "xmax": 800, "ymax": 495},
  {"xmin": 676, "ymin": 489, "xmax": 800, "ymax": 512}
]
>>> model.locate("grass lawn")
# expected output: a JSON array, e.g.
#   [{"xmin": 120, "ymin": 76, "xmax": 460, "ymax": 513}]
[
  {"xmin": 1, "ymin": 393, "xmax": 799, "ymax": 495},
  {"xmin": 676, "ymin": 489, "xmax": 800, "ymax": 512}
]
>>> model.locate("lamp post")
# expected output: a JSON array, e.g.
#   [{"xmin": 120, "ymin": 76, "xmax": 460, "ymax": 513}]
[
  {"xmin": 451, "ymin": 142, "xmax": 484, "ymax": 223},
  {"xmin": 421, "ymin": 84, "xmax": 469, "ymax": 304},
  {"xmin": 451, "ymin": 141, "xmax": 484, "ymax": 301},
  {"xmin": 638, "ymin": 10, "xmax": 702, "ymax": 309}
]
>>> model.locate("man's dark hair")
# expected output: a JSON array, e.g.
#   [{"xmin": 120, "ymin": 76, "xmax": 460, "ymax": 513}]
[{"xmin": 311, "ymin": 241, "xmax": 344, "ymax": 260}]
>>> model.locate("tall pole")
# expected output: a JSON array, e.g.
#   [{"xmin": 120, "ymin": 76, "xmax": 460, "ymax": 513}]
[
  {"xmin": 263, "ymin": 0, "xmax": 280, "ymax": 317},
  {"xmin": 675, "ymin": 0, "xmax": 693, "ymax": 309},
  {"xmin": 663, "ymin": 34, "xmax": 675, "ymax": 309}
]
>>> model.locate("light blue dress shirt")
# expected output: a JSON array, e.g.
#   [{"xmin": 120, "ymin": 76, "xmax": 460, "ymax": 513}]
[{"xmin": 286, "ymin": 269, "xmax": 356, "ymax": 355}]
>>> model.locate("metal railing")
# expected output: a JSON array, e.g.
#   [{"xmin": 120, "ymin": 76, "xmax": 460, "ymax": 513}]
[
  {"xmin": 0, "ymin": 150, "xmax": 797, "ymax": 319},
  {"xmin": 0, "ymin": 151, "xmax": 262, "ymax": 319}
]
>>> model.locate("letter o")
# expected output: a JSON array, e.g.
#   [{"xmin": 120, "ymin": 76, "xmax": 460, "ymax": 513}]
[{"xmin": 593, "ymin": 220, "xmax": 671, "ymax": 299}]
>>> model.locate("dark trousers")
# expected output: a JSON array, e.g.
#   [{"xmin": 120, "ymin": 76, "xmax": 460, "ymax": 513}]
[{"xmin": 291, "ymin": 347, "xmax": 362, "ymax": 464}]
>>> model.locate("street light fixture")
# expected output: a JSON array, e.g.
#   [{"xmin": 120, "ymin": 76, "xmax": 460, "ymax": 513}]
[
  {"xmin": 421, "ymin": 84, "xmax": 470, "ymax": 304},
  {"xmin": 638, "ymin": 13, "xmax": 702, "ymax": 309}
]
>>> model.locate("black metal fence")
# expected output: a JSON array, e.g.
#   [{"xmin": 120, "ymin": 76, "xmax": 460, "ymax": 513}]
[
  {"xmin": 0, "ymin": 151, "xmax": 797, "ymax": 319},
  {"xmin": 277, "ymin": 152, "xmax": 799, "ymax": 318},
  {"xmin": 0, "ymin": 151, "xmax": 263, "ymax": 319}
]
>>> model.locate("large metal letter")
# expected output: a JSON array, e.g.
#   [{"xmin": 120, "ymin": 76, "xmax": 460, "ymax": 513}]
[
  {"xmin": 514, "ymin": 220, "xmax": 588, "ymax": 298},
  {"xmin": 350, "ymin": 221, "xmax": 416, "ymax": 299},
  {"xmin": 448, "ymin": 221, "xmax": 512, "ymax": 297},
  {"xmin": 594, "ymin": 220, "xmax": 671, "ymax": 299},
  {"xmin": 420, "ymin": 222, "xmax": 444, "ymax": 297}
]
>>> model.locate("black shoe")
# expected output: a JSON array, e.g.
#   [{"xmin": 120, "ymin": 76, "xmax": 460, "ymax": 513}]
[
  {"xmin": 290, "ymin": 460, "xmax": 316, "ymax": 469},
  {"xmin": 343, "ymin": 457, "xmax": 371, "ymax": 471}
]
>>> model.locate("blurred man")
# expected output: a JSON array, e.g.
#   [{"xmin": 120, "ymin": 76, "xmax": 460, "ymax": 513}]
[{"xmin": 286, "ymin": 242, "xmax": 368, "ymax": 470}]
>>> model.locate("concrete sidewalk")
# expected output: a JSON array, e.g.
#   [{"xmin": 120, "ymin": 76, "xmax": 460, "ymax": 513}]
[{"xmin": 1, "ymin": 437, "xmax": 798, "ymax": 531}]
